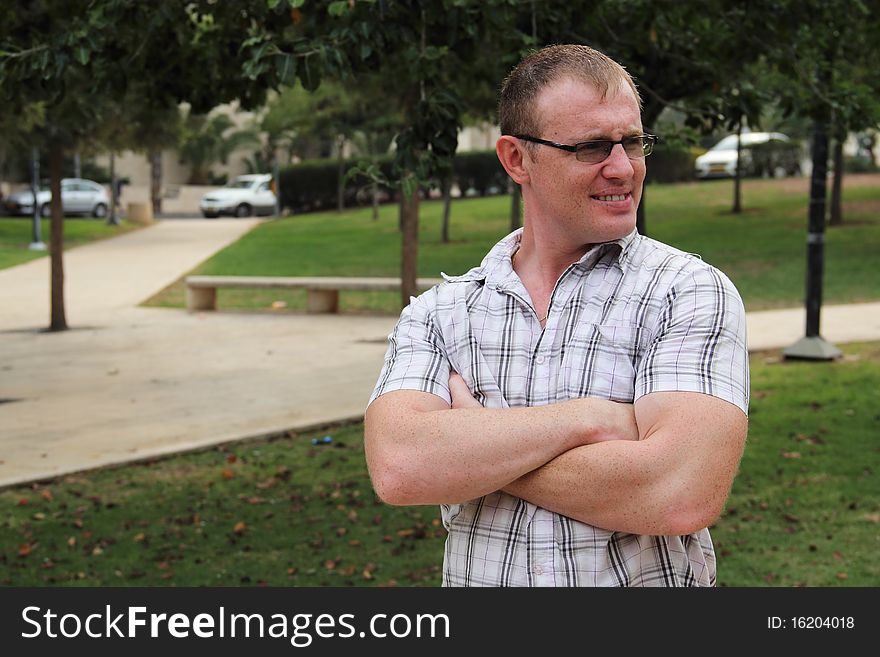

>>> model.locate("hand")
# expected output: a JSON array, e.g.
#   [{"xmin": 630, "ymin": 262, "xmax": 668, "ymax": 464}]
[{"xmin": 449, "ymin": 372, "xmax": 482, "ymax": 409}]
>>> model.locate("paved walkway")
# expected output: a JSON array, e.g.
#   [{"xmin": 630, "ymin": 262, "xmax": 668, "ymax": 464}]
[{"xmin": 1, "ymin": 219, "xmax": 879, "ymax": 488}]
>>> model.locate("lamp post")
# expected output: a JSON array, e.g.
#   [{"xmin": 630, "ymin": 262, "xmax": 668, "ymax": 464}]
[
  {"xmin": 782, "ymin": 116, "xmax": 842, "ymax": 360},
  {"xmin": 28, "ymin": 146, "xmax": 46, "ymax": 252}
]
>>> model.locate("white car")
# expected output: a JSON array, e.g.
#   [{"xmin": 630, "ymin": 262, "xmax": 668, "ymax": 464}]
[
  {"xmin": 694, "ymin": 132, "xmax": 792, "ymax": 179},
  {"xmin": 4, "ymin": 178, "xmax": 110, "ymax": 218},
  {"xmin": 199, "ymin": 174, "xmax": 277, "ymax": 218}
]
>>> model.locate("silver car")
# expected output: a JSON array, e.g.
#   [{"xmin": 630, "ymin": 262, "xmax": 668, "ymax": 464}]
[{"xmin": 4, "ymin": 178, "xmax": 110, "ymax": 218}]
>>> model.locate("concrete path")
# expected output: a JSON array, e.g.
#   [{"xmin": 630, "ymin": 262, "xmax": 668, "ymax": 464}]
[{"xmin": 1, "ymin": 219, "xmax": 878, "ymax": 488}]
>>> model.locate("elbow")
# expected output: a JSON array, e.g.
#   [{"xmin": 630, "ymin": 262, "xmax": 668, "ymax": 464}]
[
  {"xmin": 365, "ymin": 435, "xmax": 427, "ymax": 506},
  {"xmin": 369, "ymin": 465, "xmax": 420, "ymax": 506},
  {"xmin": 661, "ymin": 494, "xmax": 727, "ymax": 536}
]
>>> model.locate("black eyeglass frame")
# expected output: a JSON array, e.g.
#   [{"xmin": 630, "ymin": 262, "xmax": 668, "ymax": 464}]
[{"xmin": 513, "ymin": 133, "xmax": 659, "ymax": 162}]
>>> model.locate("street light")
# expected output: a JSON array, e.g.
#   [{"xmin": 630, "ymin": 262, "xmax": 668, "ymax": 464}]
[
  {"xmin": 28, "ymin": 146, "xmax": 46, "ymax": 252},
  {"xmin": 782, "ymin": 118, "xmax": 841, "ymax": 361}
]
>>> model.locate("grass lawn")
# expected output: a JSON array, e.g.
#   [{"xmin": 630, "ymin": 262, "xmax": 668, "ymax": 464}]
[
  {"xmin": 144, "ymin": 173, "xmax": 880, "ymax": 313},
  {"xmin": 2, "ymin": 341, "xmax": 877, "ymax": 587},
  {"xmin": 0, "ymin": 217, "xmax": 142, "ymax": 270}
]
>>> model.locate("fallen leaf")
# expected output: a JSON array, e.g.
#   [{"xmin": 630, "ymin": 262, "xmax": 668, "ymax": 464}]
[
  {"xmin": 32, "ymin": 513, "xmax": 46, "ymax": 521},
  {"xmin": 836, "ymin": 572, "xmax": 848, "ymax": 580},
  {"xmin": 67, "ymin": 537, "xmax": 76, "ymax": 547},
  {"xmin": 287, "ymin": 567, "xmax": 298, "ymax": 576},
  {"xmin": 133, "ymin": 533, "xmax": 146, "ymax": 543},
  {"xmin": 336, "ymin": 527, "xmax": 347, "ymax": 537},
  {"xmin": 233, "ymin": 521, "xmax": 247, "ymax": 535},
  {"xmin": 864, "ymin": 514, "xmax": 880, "ymax": 523},
  {"xmin": 271, "ymin": 300, "xmax": 287, "ymax": 310},
  {"xmin": 92, "ymin": 547, "xmax": 103, "ymax": 556},
  {"xmin": 347, "ymin": 510, "xmax": 358, "ymax": 522},
  {"xmin": 157, "ymin": 562, "xmax": 170, "ymax": 570},
  {"xmin": 782, "ymin": 451, "xmax": 801, "ymax": 459},
  {"xmin": 324, "ymin": 559, "xmax": 337, "ymax": 570},
  {"xmin": 40, "ymin": 489, "xmax": 54, "ymax": 502},
  {"xmin": 18, "ymin": 544, "xmax": 32, "ymax": 557},
  {"xmin": 222, "ymin": 469, "xmax": 235, "ymax": 479},
  {"xmin": 16, "ymin": 498, "xmax": 28, "ymax": 507},
  {"xmin": 397, "ymin": 529, "xmax": 415, "ymax": 537},
  {"xmin": 246, "ymin": 497, "xmax": 264, "ymax": 505}
]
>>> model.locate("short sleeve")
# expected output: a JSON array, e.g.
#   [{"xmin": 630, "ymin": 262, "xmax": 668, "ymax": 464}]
[
  {"xmin": 367, "ymin": 287, "xmax": 452, "ymax": 407},
  {"xmin": 635, "ymin": 265, "xmax": 749, "ymax": 415}
]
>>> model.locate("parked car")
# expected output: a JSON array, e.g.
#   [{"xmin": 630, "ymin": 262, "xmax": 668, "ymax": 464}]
[
  {"xmin": 4, "ymin": 178, "xmax": 110, "ymax": 218},
  {"xmin": 199, "ymin": 174, "xmax": 276, "ymax": 218},
  {"xmin": 694, "ymin": 132, "xmax": 800, "ymax": 179}
]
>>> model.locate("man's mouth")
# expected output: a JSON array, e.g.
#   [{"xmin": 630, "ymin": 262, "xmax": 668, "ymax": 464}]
[{"xmin": 592, "ymin": 193, "xmax": 630, "ymax": 202}]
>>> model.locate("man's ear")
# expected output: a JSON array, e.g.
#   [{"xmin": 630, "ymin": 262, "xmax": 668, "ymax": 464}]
[{"xmin": 496, "ymin": 135, "xmax": 531, "ymax": 185}]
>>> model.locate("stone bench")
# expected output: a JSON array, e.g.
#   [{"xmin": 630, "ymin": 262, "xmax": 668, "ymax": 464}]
[{"xmin": 184, "ymin": 275, "xmax": 445, "ymax": 313}]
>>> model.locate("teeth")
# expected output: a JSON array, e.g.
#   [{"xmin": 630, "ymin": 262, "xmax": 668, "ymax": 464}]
[{"xmin": 596, "ymin": 194, "xmax": 627, "ymax": 201}]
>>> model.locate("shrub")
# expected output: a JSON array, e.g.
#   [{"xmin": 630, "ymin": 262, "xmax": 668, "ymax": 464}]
[{"xmin": 645, "ymin": 143, "xmax": 696, "ymax": 183}]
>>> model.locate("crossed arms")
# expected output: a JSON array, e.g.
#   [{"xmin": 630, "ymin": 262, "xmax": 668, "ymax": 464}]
[{"xmin": 364, "ymin": 374, "xmax": 747, "ymax": 536}]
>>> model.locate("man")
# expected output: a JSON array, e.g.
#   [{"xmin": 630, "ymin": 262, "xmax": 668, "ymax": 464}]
[{"xmin": 365, "ymin": 44, "xmax": 749, "ymax": 587}]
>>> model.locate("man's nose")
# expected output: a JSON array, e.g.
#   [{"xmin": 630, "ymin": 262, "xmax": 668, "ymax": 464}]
[{"xmin": 601, "ymin": 142, "xmax": 635, "ymax": 177}]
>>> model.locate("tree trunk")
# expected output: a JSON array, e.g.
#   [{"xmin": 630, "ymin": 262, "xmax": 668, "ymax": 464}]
[
  {"xmin": 732, "ymin": 120, "xmax": 743, "ymax": 214},
  {"xmin": 336, "ymin": 135, "xmax": 346, "ymax": 212},
  {"xmin": 636, "ymin": 186, "xmax": 646, "ymax": 235},
  {"xmin": 49, "ymin": 140, "xmax": 67, "ymax": 332},
  {"xmin": 829, "ymin": 137, "xmax": 844, "ymax": 226},
  {"xmin": 510, "ymin": 183, "xmax": 521, "ymax": 231},
  {"xmin": 400, "ymin": 176, "xmax": 419, "ymax": 309},
  {"xmin": 149, "ymin": 150, "xmax": 162, "ymax": 216},
  {"xmin": 371, "ymin": 181, "xmax": 380, "ymax": 221},
  {"xmin": 440, "ymin": 176, "xmax": 452, "ymax": 243}
]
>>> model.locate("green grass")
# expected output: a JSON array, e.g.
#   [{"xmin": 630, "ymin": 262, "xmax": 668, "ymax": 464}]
[
  {"xmin": 2, "ymin": 342, "xmax": 877, "ymax": 587},
  {"xmin": 144, "ymin": 173, "xmax": 880, "ymax": 313},
  {"xmin": 712, "ymin": 341, "xmax": 880, "ymax": 587},
  {"xmin": 0, "ymin": 217, "xmax": 142, "ymax": 270}
]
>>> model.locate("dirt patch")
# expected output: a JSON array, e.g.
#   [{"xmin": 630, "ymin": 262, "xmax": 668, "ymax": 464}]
[
  {"xmin": 732, "ymin": 260, "xmax": 772, "ymax": 276},
  {"xmin": 838, "ymin": 198, "xmax": 880, "ymax": 218}
]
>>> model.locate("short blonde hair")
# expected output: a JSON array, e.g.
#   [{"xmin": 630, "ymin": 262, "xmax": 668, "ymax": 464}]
[{"xmin": 499, "ymin": 44, "xmax": 641, "ymax": 138}]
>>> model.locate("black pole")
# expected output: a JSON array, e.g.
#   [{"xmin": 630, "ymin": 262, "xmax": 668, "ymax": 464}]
[
  {"xmin": 29, "ymin": 146, "xmax": 46, "ymax": 251},
  {"xmin": 805, "ymin": 120, "xmax": 828, "ymax": 338},
  {"xmin": 782, "ymin": 58, "xmax": 841, "ymax": 361}
]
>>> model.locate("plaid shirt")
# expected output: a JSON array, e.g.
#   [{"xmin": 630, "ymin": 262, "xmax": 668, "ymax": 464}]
[{"xmin": 369, "ymin": 228, "xmax": 749, "ymax": 587}]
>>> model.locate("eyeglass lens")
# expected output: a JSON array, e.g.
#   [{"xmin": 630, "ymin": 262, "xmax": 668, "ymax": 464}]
[{"xmin": 575, "ymin": 137, "xmax": 654, "ymax": 163}]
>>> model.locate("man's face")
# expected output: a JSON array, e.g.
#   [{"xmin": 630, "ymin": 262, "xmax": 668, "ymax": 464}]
[{"xmin": 522, "ymin": 77, "xmax": 646, "ymax": 245}]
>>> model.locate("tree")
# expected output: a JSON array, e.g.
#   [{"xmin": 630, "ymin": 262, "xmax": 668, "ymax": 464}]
[
  {"xmin": 755, "ymin": 0, "xmax": 880, "ymax": 359},
  {"xmin": 246, "ymin": 0, "xmax": 523, "ymax": 307},
  {"xmin": 0, "ymin": 0, "xmax": 276, "ymax": 330},
  {"xmin": 178, "ymin": 110, "xmax": 261, "ymax": 185}
]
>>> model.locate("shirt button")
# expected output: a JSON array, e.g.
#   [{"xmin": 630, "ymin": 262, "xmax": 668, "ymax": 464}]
[
  {"xmin": 535, "ymin": 355, "xmax": 546, "ymax": 365},
  {"xmin": 532, "ymin": 565, "xmax": 543, "ymax": 575}
]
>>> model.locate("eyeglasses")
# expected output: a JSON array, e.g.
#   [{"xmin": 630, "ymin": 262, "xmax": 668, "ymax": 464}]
[{"xmin": 514, "ymin": 134, "xmax": 659, "ymax": 163}]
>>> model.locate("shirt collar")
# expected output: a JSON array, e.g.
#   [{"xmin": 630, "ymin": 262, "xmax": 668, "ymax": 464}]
[{"xmin": 459, "ymin": 228, "xmax": 640, "ymax": 288}]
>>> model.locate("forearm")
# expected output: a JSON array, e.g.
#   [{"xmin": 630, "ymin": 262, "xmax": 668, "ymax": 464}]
[
  {"xmin": 504, "ymin": 439, "xmax": 686, "ymax": 535},
  {"xmin": 365, "ymin": 393, "xmax": 634, "ymax": 506},
  {"xmin": 505, "ymin": 392, "xmax": 748, "ymax": 536}
]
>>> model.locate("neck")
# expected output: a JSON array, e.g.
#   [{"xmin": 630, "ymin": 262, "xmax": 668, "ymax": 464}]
[{"xmin": 515, "ymin": 222, "xmax": 592, "ymax": 288}]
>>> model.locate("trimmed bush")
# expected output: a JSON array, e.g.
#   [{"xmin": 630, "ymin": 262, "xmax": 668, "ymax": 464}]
[{"xmin": 645, "ymin": 143, "xmax": 697, "ymax": 183}]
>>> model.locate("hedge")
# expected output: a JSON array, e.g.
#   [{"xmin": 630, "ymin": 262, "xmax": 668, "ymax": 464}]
[{"xmin": 278, "ymin": 150, "xmax": 511, "ymax": 214}]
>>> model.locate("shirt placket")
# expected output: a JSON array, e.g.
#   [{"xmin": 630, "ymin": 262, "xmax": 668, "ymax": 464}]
[{"xmin": 527, "ymin": 265, "xmax": 586, "ymax": 584}]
